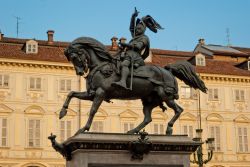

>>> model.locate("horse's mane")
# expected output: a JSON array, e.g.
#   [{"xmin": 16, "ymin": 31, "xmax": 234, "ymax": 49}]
[{"xmin": 69, "ymin": 37, "xmax": 112, "ymax": 60}]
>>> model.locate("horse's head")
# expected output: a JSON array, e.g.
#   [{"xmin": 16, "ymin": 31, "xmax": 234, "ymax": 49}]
[{"xmin": 64, "ymin": 45, "xmax": 89, "ymax": 76}]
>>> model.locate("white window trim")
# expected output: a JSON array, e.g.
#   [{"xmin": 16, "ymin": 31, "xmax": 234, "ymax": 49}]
[
  {"xmin": 152, "ymin": 122, "xmax": 165, "ymax": 134},
  {"xmin": 182, "ymin": 124, "xmax": 194, "ymax": 138},
  {"xmin": 59, "ymin": 120, "xmax": 73, "ymax": 142},
  {"xmin": 121, "ymin": 122, "xmax": 135, "ymax": 133},
  {"xmin": 209, "ymin": 125, "xmax": 222, "ymax": 152},
  {"xmin": 237, "ymin": 126, "xmax": 249, "ymax": 153},
  {"xmin": 180, "ymin": 86, "xmax": 198, "ymax": 99},
  {"xmin": 0, "ymin": 74, "xmax": 10, "ymax": 89},
  {"xmin": 29, "ymin": 76, "xmax": 42, "ymax": 91},
  {"xmin": 0, "ymin": 117, "xmax": 8, "ymax": 147},
  {"xmin": 26, "ymin": 118, "xmax": 42, "ymax": 148},
  {"xmin": 208, "ymin": 88, "xmax": 219, "ymax": 101},
  {"xmin": 26, "ymin": 40, "xmax": 38, "ymax": 54},
  {"xmin": 91, "ymin": 120, "xmax": 104, "ymax": 132},
  {"xmin": 59, "ymin": 79, "xmax": 72, "ymax": 93},
  {"xmin": 234, "ymin": 89, "xmax": 245, "ymax": 102},
  {"xmin": 195, "ymin": 55, "xmax": 206, "ymax": 66}
]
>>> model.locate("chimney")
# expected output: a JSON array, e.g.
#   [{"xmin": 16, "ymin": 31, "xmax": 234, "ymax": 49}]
[
  {"xmin": 198, "ymin": 38, "xmax": 205, "ymax": 45},
  {"xmin": 111, "ymin": 36, "xmax": 118, "ymax": 50},
  {"xmin": 0, "ymin": 31, "xmax": 3, "ymax": 41},
  {"xmin": 47, "ymin": 30, "xmax": 54, "ymax": 44}
]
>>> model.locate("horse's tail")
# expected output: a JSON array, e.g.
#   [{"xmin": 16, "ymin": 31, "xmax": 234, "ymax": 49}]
[{"xmin": 164, "ymin": 61, "xmax": 207, "ymax": 93}]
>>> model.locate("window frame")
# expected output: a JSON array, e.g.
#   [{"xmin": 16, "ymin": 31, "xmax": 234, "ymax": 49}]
[
  {"xmin": 182, "ymin": 124, "xmax": 194, "ymax": 138},
  {"xmin": 0, "ymin": 117, "xmax": 8, "ymax": 147},
  {"xmin": 196, "ymin": 55, "xmax": 206, "ymax": 66},
  {"xmin": 59, "ymin": 79, "xmax": 72, "ymax": 92},
  {"xmin": 208, "ymin": 88, "xmax": 219, "ymax": 101},
  {"xmin": 91, "ymin": 120, "xmax": 104, "ymax": 132},
  {"xmin": 122, "ymin": 122, "xmax": 135, "ymax": 133},
  {"xmin": 27, "ymin": 119, "xmax": 41, "ymax": 148},
  {"xmin": 59, "ymin": 120, "xmax": 72, "ymax": 142},
  {"xmin": 209, "ymin": 125, "xmax": 222, "ymax": 152},
  {"xmin": 29, "ymin": 77, "xmax": 42, "ymax": 91},
  {"xmin": 152, "ymin": 122, "xmax": 165, "ymax": 135},
  {"xmin": 0, "ymin": 74, "xmax": 10, "ymax": 89},
  {"xmin": 234, "ymin": 89, "xmax": 245, "ymax": 102},
  {"xmin": 237, "ymin": 126, "xmax": 249, "ymax": 153}
]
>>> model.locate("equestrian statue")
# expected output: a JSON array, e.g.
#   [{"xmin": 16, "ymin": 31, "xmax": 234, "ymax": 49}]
[{"xmin": 59, "ymin": 8, "xmax": 207, "ymax": 135}]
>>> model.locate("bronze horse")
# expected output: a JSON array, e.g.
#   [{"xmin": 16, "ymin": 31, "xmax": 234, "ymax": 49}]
[{"xmin": 59, "ymin": 37, "xmax": 207, "ymax": 135}]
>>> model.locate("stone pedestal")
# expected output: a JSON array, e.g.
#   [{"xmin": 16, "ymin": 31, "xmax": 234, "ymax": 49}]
[{"xmin": 53, "ymin": 133, "xmax": 200, "ymax": 167}]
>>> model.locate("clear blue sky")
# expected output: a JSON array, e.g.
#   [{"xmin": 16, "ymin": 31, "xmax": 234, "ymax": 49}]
[{"xmin": 0, "ymin": 0, "xmax": 249, "ymax": 51}]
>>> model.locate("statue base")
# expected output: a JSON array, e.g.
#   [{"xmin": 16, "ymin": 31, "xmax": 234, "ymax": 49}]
[{"xmin": 55, "ymin": 133, "xmax": 200, "ymax": 167}]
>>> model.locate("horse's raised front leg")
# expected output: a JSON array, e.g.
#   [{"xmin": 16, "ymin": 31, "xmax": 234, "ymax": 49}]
[
  {"xmin": 165, "ymin": 99, "xmax": 183, "ymax": 135},
  {"xmin": 127, "ymin": 100, "xmax": 156, "ymax": 134},
  {"xmin": 59, "ymin": 91, "xmax": 93, "ymax": 119},
  {"xmin": 75, "ymin": 88, "xmax": 105, "ymax": 135}
]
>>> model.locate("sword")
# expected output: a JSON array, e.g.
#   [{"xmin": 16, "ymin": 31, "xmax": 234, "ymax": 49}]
[
  {"xmin": 129, "ymin": 7, "xmax": 138, "ymax": 90},
  {"xmin": 129, "ymin": 56, "xmax": 134, "ymax": 90}
]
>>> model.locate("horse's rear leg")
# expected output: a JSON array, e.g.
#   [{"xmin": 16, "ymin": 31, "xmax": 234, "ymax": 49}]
[
  {"xmin": 165, "ymin": 99, "xmax": 183, "ymax": 135},
  {"xmin": 75, "ymin": 88, "xmax": 105, "ymax": 135},
  {"xmin": 127, "ymin": 100, "xmax": 156, "ymax": 134}
]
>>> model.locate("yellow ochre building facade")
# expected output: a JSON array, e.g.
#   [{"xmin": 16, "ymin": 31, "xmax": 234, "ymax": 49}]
[{"xmin": 0, "ymin": 32, "xmax": 249, "ymax": 167}]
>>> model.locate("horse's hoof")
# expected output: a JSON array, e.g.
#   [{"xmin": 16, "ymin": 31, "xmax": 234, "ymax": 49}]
[
  {"xmin": 59, "ymin": 108, "xmax": 67, "ymax": 119},
  {"xmin": 166, "ymin": 126, "xmax": 173, "ymax": 136}
]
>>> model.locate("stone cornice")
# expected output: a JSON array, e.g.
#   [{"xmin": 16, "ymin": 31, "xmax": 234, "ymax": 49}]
[
  {"xmin": 0, "ymin": 58, "xmax": 73, "ymax": 71},
  {"xmin": 200, "ymin": 74, "xmax": 250, "ymax": 83}
]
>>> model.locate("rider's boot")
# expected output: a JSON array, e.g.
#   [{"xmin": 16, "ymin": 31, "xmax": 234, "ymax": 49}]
[{"xmin": 112, "ymin": 66, "xmax": 129, "ymax": 89}]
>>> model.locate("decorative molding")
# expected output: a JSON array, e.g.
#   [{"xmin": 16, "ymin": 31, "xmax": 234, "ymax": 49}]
[
  {"xmin": 206, "ymin": 101, "xmax": 221, "ymax": 111},
  {"xmin": 24, "ymin": 105, "xmax": 45, "ymax": 115},
  {"xmin": 0, "ymin": 60, "xmax": 73, "ymax": 71},
  {"xmin": 206, "ymin": 113, "xmax": 224, "ymax": 122},
  {"xmin": 234, "ymin": 114, "xmax": 250, "ymax": 123},
  {"xmin": 87, "ymin": 108, "xmax": 108, "ymax": 118},
  {"xmin": 179, "ymin": 100, "xmax": 195, "ymax": 110},
  {"xmin": 55, "ymin": 108, "xmax": 77, "ymax": 117},
  {"xmin": 26, "ymin": 91, "xmax": 43, "ymax": 102},
  {"xmin": 152, "ymin": 110, "xmax": 168, "ymax": 120},
  {"xmin": 119, "ymin": 109, "xmax": 139, "ymax": 119},
  {"xmin": 200, "ymin": 75, "xmax": 250, "ymax": 83},
  {"xmin": 0, "ymin": 103, "xmax": 14, "ymax": 113},
  {"xmin": 0, "ymin": 90, "xmax": 10, "ymax": 101},
  {"xmin": 48, "ymin": 133, "xmax": 200, "ymax": 161},
  {"xmin": 234, "ymin": 102, "xmax": 248, "ymax": 112},
  {"xmin": 179, "ymin": 112, "xmax": 197, "ymax": 121}
]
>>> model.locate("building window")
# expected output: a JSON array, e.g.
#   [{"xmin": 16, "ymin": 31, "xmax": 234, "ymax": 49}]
[
  {"xmin": 238, "ymin": 127, "xmax": 248, "ymax": 152},
  {"xmin": 234, "ymin": 89, "xmax": 245, "ymax": 101},
  {"xmin": 196, "ymin": 56, "xmax": 205, "ymax": 66},
  {"xmin": 28, "ymin": 119, "xmax": 41, "ymax": 147},
  {"xmin": 60, "ymin": 120, "xmax": 72, "ymax": 142},
  {"xmin": 208, "ymin": 88, "xmax": 219, "ymax": 100},
  {"xmin": 182, "ymin": 125, "xmax": 194, "ymax": 138},
  {"xmin": 0, "ymin": 118, "xmax": 7, "ymax": 147},
  {"xmin": 26, "ymin": 40, "xmax": 38, "ymax": 54},
  {"xmin": 181, "ymin": 86, "xmax": 191, "ymax": 99},
  {"xmin": 29, "ymin": 77, "xmax": 41, "ymax": 91},
  {"xmin": 0, "ymin": 74, "xmax": 9, "ymax": 88},
  {"xmin": 60, "ymin": 79, "xmax": 71, "ymax": 92},
  {"xmin": 180, "ymin": 86, "xmax": 198, "ymax": 99},
  {"xmin": 91, "ymin": 121, "xmax": 104, "ymax": 132},
  {"xmin": 248, "ymin": 61, "xmax": 250, "ymax": 71},
  {"xmin": 209, "ymin": 126, "xmax": 221, "ymax": 151},
  {"xmin": 153, "ymin": 123, "xmax": 164, "ymax": 134},
  {"xmin": 123, "ymin": 122, "xmax": 135, "ymax": 133}
]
